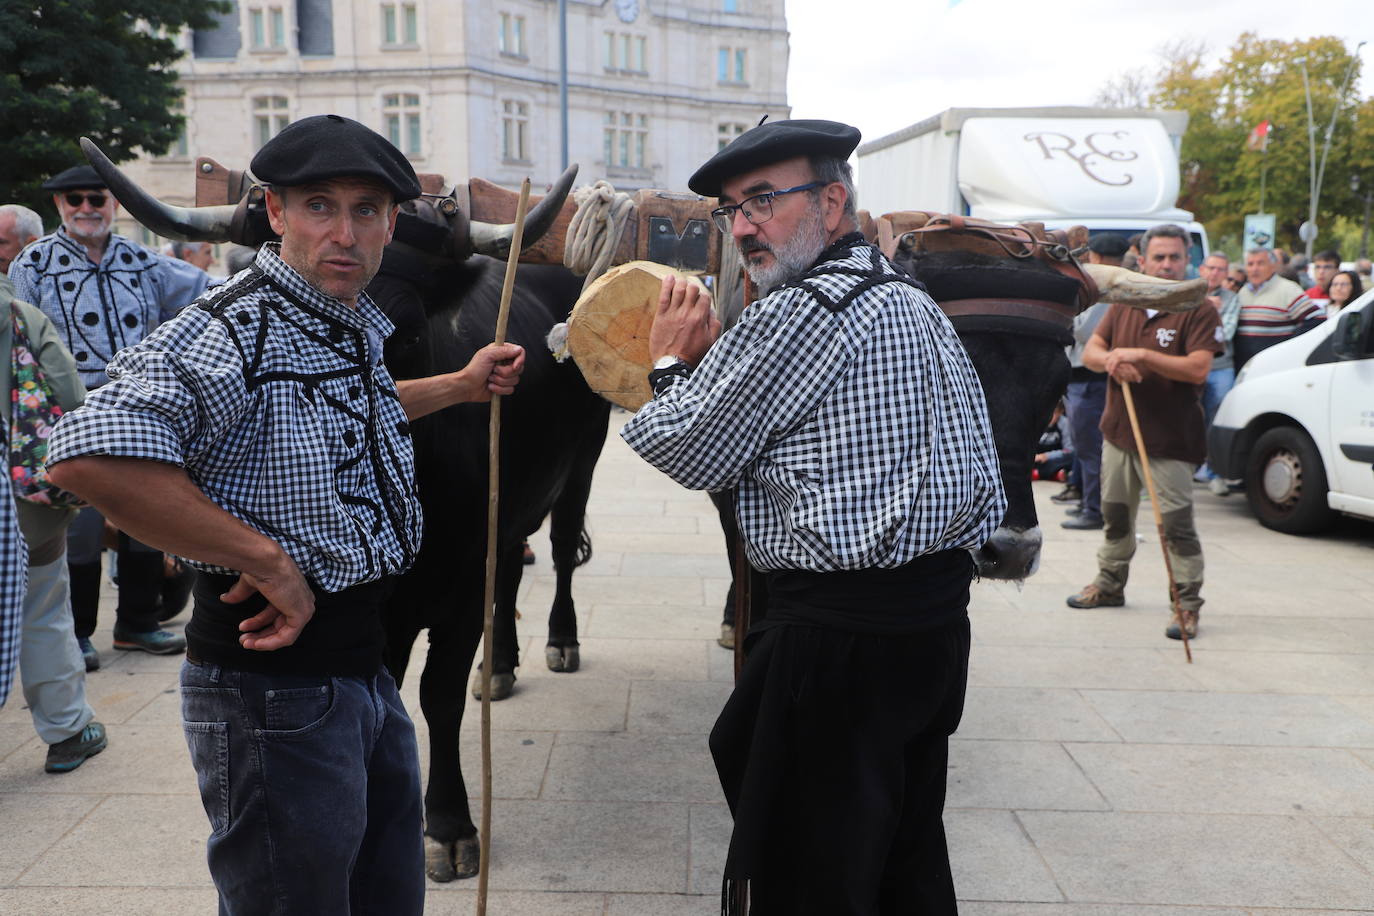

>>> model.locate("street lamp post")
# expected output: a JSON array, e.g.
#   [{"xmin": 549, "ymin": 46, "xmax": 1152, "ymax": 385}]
[{"xmin": 1295, "ymin": 41, "xmax": 1367, "ymax": 260}]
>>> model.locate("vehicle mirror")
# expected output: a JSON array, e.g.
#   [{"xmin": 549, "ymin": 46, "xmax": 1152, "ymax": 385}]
[{"xmin": 1331, "ymin": 310, "xmax": 1366, "ymax": 360}]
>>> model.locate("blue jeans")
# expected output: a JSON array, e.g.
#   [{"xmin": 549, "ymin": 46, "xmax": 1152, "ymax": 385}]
[
  {"xmin": 180, "ymin": 661, "xmax": 424, "ymax": 916},
  {"xmin": 1202, "ymin": 367, "xmax": 1235, "ymax": 429},
  {"xmin": 1066, "ymin": 376, "xmax": 1108, "ymax": 522}
]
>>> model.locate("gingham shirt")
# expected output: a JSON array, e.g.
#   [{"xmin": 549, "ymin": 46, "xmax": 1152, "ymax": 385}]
[
  {"xmin": 46, "ymin": 245, "xmax": 422, "ymax": 593},
  {"xmin": 0, "ymin": 440, "xmax": 27, "ymax": 706},
  {"xmin": 622, "ymin": 234, "xmax": 1006, "ymax": 572},
  {"xmin": 8, "ymin": 228, "xmax": 210, "ymax": 389}
]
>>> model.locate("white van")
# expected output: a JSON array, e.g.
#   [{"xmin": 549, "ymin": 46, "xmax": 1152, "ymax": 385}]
[{"xmin": 1208, "ymin": 287, "xmax": 1374, "ymax": 534}]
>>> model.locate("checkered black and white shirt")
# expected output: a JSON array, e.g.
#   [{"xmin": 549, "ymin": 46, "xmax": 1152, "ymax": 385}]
[
  {"xmin": 0, "ymin": 441, "xmax": 27, "ymax": 706},
  {"xmin": 47, "ymin": 245, "xmax": 423, "ymax": 593},
  {"xmin": 622, "ymin": 234, "xmax": 1006, "ymax": 572}
]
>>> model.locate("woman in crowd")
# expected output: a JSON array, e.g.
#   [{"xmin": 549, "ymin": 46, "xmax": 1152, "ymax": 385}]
[{"xmin": 1326, "ymin": 270, "xmax": 1363, "ymax": 316}]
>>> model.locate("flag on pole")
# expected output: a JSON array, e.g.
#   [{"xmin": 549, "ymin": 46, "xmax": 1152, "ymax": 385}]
[{"xmin": 1246, "ymin": 120, "xmax": 1271, "ymax": 152}]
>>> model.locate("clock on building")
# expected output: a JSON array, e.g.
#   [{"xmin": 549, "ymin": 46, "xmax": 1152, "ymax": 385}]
[{"xmin": 615, "ymin": 0, "xmax": 639, "ymax": 23}]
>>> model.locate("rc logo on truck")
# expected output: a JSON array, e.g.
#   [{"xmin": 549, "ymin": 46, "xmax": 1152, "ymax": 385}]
[{"xmin": 1023, "ymin": 131, "xmax": 1139, "ymax": 186}]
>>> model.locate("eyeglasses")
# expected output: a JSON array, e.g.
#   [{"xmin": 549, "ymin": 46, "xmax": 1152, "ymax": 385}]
[
  {"xmin": 64, "ymin": 192, "xmax": 108, "ymax": 209},
  {"xmin": 710, "ymin": 181, "xmax": 825, "ymax": 234}
]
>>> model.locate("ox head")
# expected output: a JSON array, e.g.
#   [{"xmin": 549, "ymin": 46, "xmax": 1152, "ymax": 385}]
[
  {"xmin": 78, "ymin": 137, "xmax": 577, "ymax": 266},
  {"xmin": 884, "ymin": 214, "xmax": 1206, "ymax": 581}
]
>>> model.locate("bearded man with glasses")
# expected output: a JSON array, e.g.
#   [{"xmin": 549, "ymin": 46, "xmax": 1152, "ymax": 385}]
[
  {"xmin": 622, "ymin": 119, "xmax": 1005, "ymax": 914},
  {"xmin": 8, "ymin": 165, "xmax": 212, "ymax": 668}
]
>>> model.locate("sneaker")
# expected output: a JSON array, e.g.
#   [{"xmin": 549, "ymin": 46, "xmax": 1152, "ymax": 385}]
[
  {"xmin": 1165, "ymin": 611, "xmax": 1199, "ymax": 640},
  {"xmin": 521, "ymin": 540, "xmax": 536, "ymax": 565},
  {"xmin": 1208, "ymin": 476, "xmax": 1230, "ymax": 497},
  {"xmin": 112, "ymin": 627, "xmax": 186, "ymax": 656},
  {"xmin": 1066, "ymin": 584, "xmax": 1125, "ymax": 608},
  {"xmin": 1050, "ymin": 485, "xmax": 1082, "ymax": 504},
  {"xmin": 1061, "ymin": 515, "xmax": 1104, "ymax": 530},
  {"xmin": 1064, "ymin": 505, "xmax": 1083, "ymax": 516},
  {"xmin": 77, "ymin": 636, "xmax": 100, "ymax": 672},
  {"xmin": 45, "ymin": 722, "xmax": 108, "ymax": 773}
]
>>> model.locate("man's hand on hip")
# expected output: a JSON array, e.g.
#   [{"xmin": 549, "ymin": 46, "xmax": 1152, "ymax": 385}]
[
  {"xmin": 227, "ymin": 554, "xmax": 317, "ymax": 651},
  {"xmin": 649, "ymin": 275, "xmax": 720, "ymax": 367}
]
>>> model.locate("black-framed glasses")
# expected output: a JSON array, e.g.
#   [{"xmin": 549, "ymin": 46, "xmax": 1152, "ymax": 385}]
[
  {"xmin": 64, "ymin": 192, "xmax": 107, "ymax": 209},
  {"xmin": 710, "ymin": 181, "xmax": 825, "ymax": 233}
]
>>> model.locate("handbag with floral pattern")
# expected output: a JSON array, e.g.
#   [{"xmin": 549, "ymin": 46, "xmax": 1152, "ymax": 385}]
[{"xmin": 9, "ymin": 306, "xmax": 84, "ymax": 508}]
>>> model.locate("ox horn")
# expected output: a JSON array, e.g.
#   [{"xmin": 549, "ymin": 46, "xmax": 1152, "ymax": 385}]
[
  {"xmin": 80, "ymin": 137, "xmax": 240, "ymax": 243},
  {"xmin": 1081, "ymin": 263, "xmax": 1207, "ymax": 312},
  {"xmin": 469, "ymin": 163, "xmax": 578, "ymax": 259}
]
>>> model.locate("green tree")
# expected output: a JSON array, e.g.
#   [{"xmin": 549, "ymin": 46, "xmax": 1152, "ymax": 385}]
[
  {"xmin": 0, "ymin": 0, "xmax": 228, "ymax": 215},
  {"xmin": 1102, "ymin": 34, "xmax": 1369, "ymax": 254}
]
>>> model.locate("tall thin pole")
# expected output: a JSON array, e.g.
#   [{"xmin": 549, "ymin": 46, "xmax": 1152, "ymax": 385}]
[
  {"xmin": 1298, "ymin": 59, "xmax": 1318, "ymax": 261},
  {"xmin": 558, "ymin": 0, "xmax": 569, "ymax": 171},
  {"xmin": 1314, "ymin": 41, "xmax": 1367, "ymax": 246},
  {"xmin": 1258, "ymin": 145, "xmax": 1267, "ymax": 215},
  {"xmin": 476, "ymin": 179, "xmax": 532, "ymax": 916}
]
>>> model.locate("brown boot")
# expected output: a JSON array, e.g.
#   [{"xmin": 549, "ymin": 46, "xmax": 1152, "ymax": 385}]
[
  {"xmin": 1165, "ymin": 609, "xmax": 1199, "ymax": 640},
  {"xmin": 1065, "ymin": 584, "xmax": 1125, "ymax": 608}
]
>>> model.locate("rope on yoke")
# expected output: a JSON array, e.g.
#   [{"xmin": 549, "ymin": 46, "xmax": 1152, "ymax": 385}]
[{"xmin": 563, "ymin": 180, "xmax": 635, "ymax": 290}]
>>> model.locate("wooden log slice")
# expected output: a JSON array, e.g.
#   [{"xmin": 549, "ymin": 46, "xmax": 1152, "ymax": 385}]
[{"xmin": 566, "ymin": 260, "xmax": 707, "ymax": 411}]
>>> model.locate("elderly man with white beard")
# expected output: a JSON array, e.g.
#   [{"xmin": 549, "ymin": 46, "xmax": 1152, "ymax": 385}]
[
  {"xmin": 8, "ymin": 164, "xmax": 211, "ymax": 669},
  {"xmin": 620, "ymin": 119, "xmax": 1006, "ymax": 915}
]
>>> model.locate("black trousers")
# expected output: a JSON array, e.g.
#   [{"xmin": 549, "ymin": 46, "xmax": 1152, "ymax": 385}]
[{"xmin": 710, "ymin": 615, "xmax": 971, "ymax": 916}]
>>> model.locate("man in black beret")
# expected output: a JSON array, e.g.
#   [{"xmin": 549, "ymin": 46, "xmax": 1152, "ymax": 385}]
[
  {"xmin": 48, "ymin": 114, "xmax": 526, "ymax": 914},
  {"xmin": 9, "ymin": 164, "xmax": 214, "ymax": 678},
  {"xmin": 621, "ymin": 119, "xmax": 1006, "ymax": 913}
]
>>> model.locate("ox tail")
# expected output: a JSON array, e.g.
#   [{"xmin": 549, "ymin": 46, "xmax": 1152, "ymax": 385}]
[{"xmin": 573, "ymin": 527, "xmax": 593, "ymax": 568}]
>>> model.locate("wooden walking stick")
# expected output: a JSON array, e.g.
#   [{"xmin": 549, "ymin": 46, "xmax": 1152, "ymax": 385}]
[
  {"xmin": 1119, "ymin": 381, "xmax": 1193, "ymax": 663},
  {"xmin": 477, "ymin": 177, "xmax": 532, "ymax": 914}
]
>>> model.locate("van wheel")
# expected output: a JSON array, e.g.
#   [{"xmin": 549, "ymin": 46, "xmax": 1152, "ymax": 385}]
[{"xmin": 1244, "ymin": 426, "xmax": 1336, "ymax": 534}]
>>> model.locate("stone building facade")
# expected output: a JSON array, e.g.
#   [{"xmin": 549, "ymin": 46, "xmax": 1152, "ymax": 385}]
[{"xmin": 118, "ymin": 0, "xmax": 790, "ymax": 242}]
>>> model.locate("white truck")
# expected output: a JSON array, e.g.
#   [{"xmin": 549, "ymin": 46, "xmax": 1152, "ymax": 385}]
[
  {"xmin": 855, "ymin": 106, "xmax": 1209, "ymax": 268},
  {"xmin": 1208, "ymin": 287, "xmax": 1374, "ymax": 534}
]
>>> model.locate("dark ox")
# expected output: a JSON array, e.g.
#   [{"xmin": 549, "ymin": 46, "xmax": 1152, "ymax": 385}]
[{"xmin": 79, "ymin": 142, "xmax": 611, "ymax": 882}]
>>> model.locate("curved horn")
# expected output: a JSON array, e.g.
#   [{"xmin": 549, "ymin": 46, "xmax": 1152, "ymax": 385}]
[
  {"xmin": 470, "ymin": 163, "xmax": 578, "ymax": 259},
  {"xmin": 1081, "ymin": 264, "xmax": 1208, "ymax": 312},
  {"xmin": 81, "ymin": 137, "xmax": 240, "ymax": 243}
]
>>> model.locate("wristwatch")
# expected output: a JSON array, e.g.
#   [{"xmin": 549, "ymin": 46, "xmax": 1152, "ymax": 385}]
[{"xmin": 648, "ymin": 355, "xmax": 692, "ymax": 397}]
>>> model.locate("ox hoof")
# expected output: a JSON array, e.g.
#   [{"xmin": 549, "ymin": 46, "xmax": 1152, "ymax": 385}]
[
  {"xmin": 717, "ymin": 623, "xmax": 735, "ymax": 650},
  {"xmin": 470, "ymin": 670, "xmax": 516, "ymax": 701},
  {"xmin": 425, "ymin": 835, "xmax": 480, "ymax": 882},
  {"xmin": 545, "ymin": 645, "xmax": 580, "ymax": 672}
]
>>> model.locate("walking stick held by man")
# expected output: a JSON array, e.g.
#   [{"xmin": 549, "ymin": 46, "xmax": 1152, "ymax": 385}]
[
  {"xmin": 1120, "ymin": 381, "xmax": 1193, "ymax": 663},
  {"xmin": 478, "ymin": 177, "xmax": 532, "ymax": 914}
]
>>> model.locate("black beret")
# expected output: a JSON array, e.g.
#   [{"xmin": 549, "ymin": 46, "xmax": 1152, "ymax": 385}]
[
  {"xmin": 250, "ymin": 114, "xmax": 421, "ymax": 202},
  {"xmin": 688, "ymin": 119, "xmax": 861, "ymax": 197},
  {"xmin": 1088, "ymin": 234, "xmax": 1130, "ymax": 258},
  {"xmin": 41, "ymin": 165, "xmax": 107, "ymax": 192}
]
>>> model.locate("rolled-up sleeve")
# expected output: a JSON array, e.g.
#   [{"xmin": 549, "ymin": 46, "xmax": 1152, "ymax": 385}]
[
  {"xmin": 47, "ymin": 310, "xmax": 248, "ymax": 469},
  {"xmin": 621, "ymin": 288, "xmax": 851, "ymax": 492}
]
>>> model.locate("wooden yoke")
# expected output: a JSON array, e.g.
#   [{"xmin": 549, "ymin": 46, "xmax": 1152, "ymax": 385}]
[{"xmin": 195, "ymin": 158, "xmax": 721, "ymax": 276}]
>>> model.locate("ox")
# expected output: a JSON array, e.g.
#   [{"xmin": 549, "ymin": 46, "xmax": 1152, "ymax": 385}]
[{"xmin": 80, "ymin": 143, "xmax": 611, "ymax": 881}]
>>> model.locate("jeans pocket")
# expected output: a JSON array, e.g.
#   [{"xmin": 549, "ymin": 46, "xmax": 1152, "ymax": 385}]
[
  {"xmin": 263, "ymin": 682, "xmax": 335, "ymax": 734},
  {"xmin": 182, "ymin": 721, "xmax": 230, "ymax": 836}
]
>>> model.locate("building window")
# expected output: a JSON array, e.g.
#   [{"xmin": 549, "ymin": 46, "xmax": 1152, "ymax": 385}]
[
  {"xmin": 381, "ymin": 2, "xmax": 418, "ymax": 46},
  {"xmin": 383, "ymin": 93, "xmax": 422, "ymax": 156},
  {"xmin": 248, "ymin": 5, "xmax": 286, "ymax": 50},
  {"xmin": 603, "ymin": 31, "xmax": 646, "ymax": 73},
  {"xmin": 717, "ymin": 122, "xmax": 746, "ymax": 151},
  {"xmin": 498, "ymin": 12, "xmax": 526, "ymax": 57},
  {"xmin": 170, "ymin": 100, "xmax": 190, "ymax": 158},
  {"xmin": 604, "ymin": 111, "xmax": 648, "ymax": 169},
  {"xmin": 501, "ymin": 99, "xmax": 529, "ymax": 162},
  {"xmin": 718, "ymin": 46, "xmax": 746, "ymax": 83},
  {"xmin": 253, "ymin": 96, "xmax": 290, "ymax": 149}
]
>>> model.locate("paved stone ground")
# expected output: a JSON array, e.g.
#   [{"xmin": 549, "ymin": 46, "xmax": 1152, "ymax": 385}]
[{"xmin": 3, "ymin": 411, "xmax": 1374, "ymax": 915}]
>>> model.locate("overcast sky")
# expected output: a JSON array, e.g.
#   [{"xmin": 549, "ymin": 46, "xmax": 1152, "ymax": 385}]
[{"xmin": 785, "ymin": 0, "xmax": 1374, "ymax": 146}]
